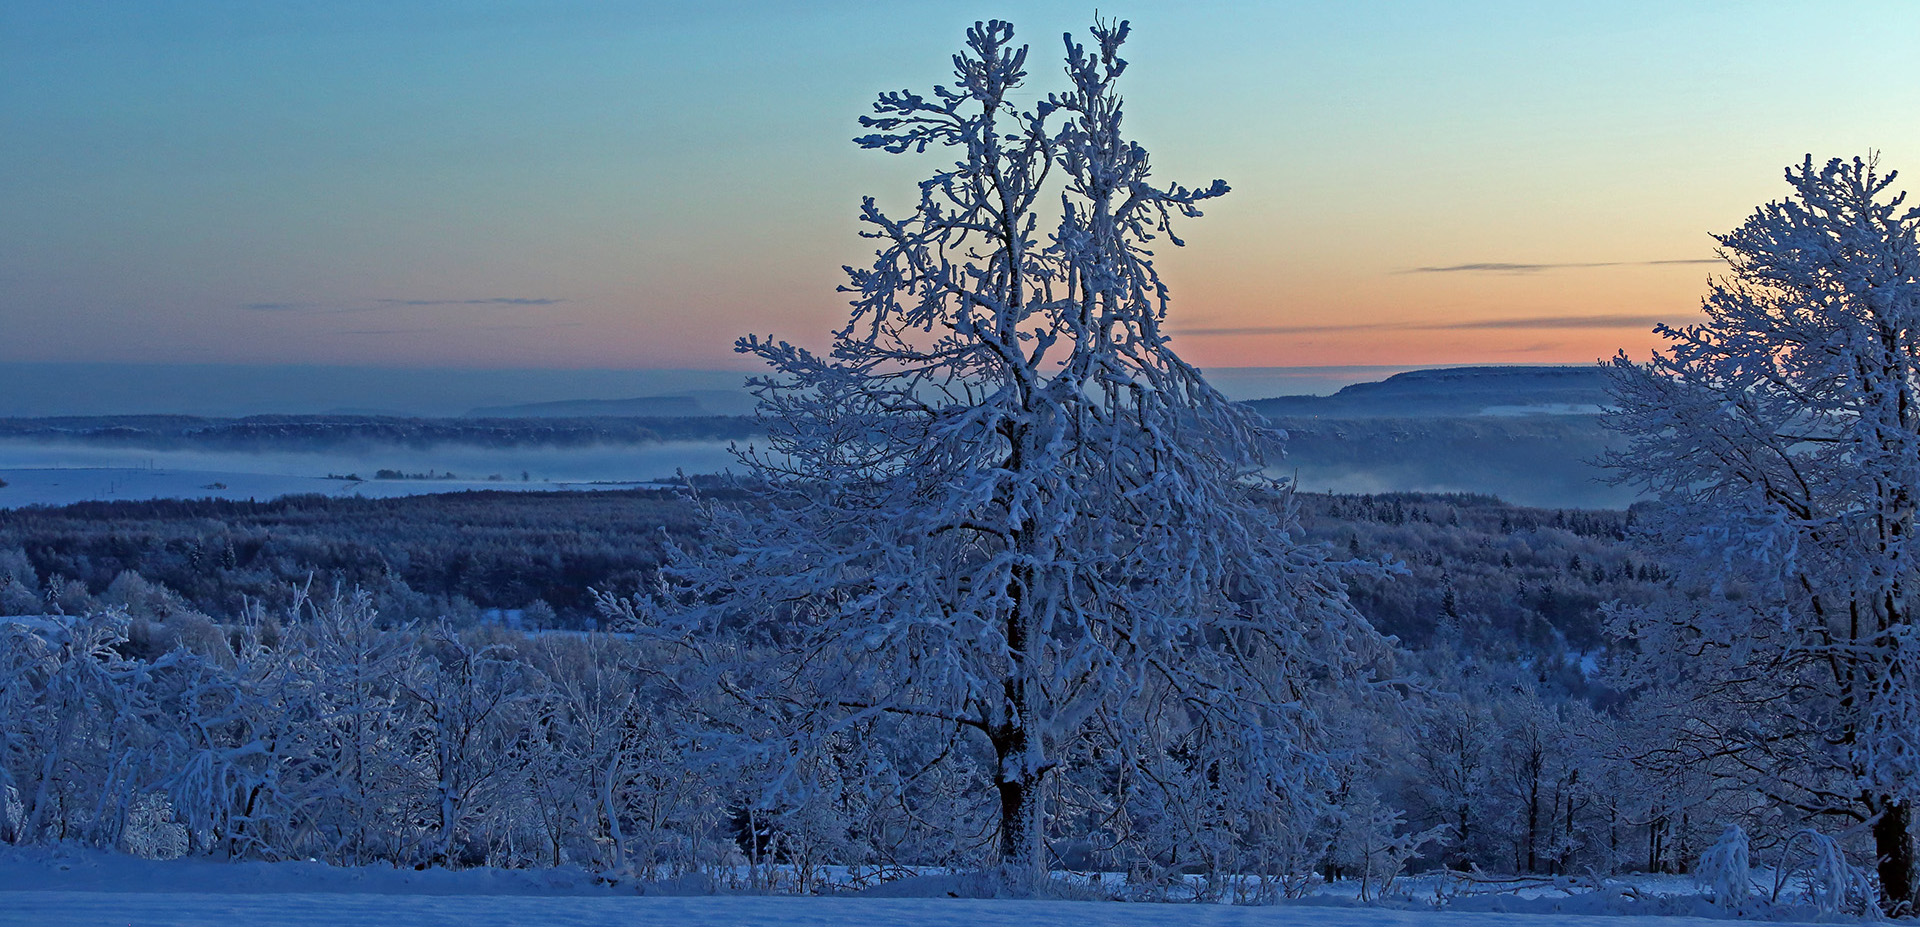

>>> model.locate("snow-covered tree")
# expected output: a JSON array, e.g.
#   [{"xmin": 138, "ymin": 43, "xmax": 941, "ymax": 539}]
[
  {"xmin": 522, "ymin": 631, "xmax": 713, "ymax": 876},
  {"xmin": 147, "ymin": 628, "xmax": 298, "ymax": 859},
  {"xmin": 287, "ymin": 586, "xmax": 420, "ymax": 864},
  {"xmin": 1607, "ymin": 155, "xmax": 1920, "ymax": 911},
  {"xmin": 398, "ymin": 622, "xmax": 537, "ymax": 866},
  {"xmin": 649, "ymin": 19, "xmax": 1382, "ymax": 888},
  {"xmin": 2, "ymin": 610, "xmax": 149, "ymax": 848}
]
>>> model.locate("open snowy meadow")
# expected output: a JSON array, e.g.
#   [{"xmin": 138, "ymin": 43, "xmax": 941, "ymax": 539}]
[
  {"xmin": 0, "ymin": 895, "xmax": 1831, "ymax": 927},
  {"xmin": 0, "ymin": 851, "xmax": 1827, "ymax": 927}
]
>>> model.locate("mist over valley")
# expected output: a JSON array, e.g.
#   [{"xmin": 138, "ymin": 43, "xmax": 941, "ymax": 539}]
[{"xmin": 0, "ymin": 365, "xmax": 1630, "ymax": 510}]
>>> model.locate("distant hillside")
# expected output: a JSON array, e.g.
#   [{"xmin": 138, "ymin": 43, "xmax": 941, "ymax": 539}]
[
  {"xmin": 0, "ymin": 414, "xmax": 761, "ymax": 449},
  {"xmin": 468, "ymin": 395, "xmax": 705, "ymax": 418},
  {"xmin": 1248, "ymin": 365, "xmax": 1611, "ymax": 418},
  {"xmin": 0, "ymin": 362, "xmax": 758, "ymax": 418},
  {"xmin": 468, "ymin": 389, "xmax": 759, "ymax": 418}
]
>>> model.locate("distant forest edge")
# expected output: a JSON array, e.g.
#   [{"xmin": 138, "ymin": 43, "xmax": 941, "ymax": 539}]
[
  {"xmin": 0, "ymin": 414, "xmax": 762, "ymax": 449},
  {"xmin": 0, "ymin": 366, "xmax": 1631, "ymax": 508},
  {"xmin": 0, "ymin": 487, "xmax": 1648, "ymax": 702}
]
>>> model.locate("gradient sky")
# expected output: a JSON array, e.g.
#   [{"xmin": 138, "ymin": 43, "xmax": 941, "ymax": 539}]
[{"xmin": 4, "ymin": 1, "xmax": 1918, "ymax": 372}]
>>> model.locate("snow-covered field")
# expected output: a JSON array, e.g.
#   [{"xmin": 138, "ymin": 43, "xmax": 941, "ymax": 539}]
[
  {"xmin": 0, "ymin": 852, "xmax": 1835, "ymax": 927},
  {"xmin": 0, "ymin": 893, "xmax": 1803, "ymax": 927},
  {"xmin": 0, "ymin": 439, "xmax": 739, "ymax": 508}
]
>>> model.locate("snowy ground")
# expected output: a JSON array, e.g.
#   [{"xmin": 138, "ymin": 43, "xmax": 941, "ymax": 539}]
[
  {"xmin": 0, "ymin": 852, "xmax": 1840, "ymax": 927},
  {"xmin": 0, "ymin": 893, "xmax": 1817, "ymax": 927}
]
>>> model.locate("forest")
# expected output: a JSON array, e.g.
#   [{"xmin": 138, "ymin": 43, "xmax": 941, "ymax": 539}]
[
  {"xmin": 0, "ymin": 488, "xmax": 1650, "ymax": 667},
  {"xmin": 0, "ymin": 485, "xmax": 1765, "ymax": 898}
]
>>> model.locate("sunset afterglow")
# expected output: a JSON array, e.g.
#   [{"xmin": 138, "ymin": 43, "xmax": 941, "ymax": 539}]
[{"xmin": 5, "ymin": 1, "xmax": 1917, "ymax": 372}]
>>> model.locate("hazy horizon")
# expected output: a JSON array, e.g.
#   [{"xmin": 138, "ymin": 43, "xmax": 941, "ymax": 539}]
[{"xmin": 0, "ymin": 361, "xmax": 1471, "ymax": 418}]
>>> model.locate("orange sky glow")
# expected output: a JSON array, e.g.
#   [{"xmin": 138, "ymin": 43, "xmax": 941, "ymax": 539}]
[{"xmin": 4, "ymin": 2, "xmax": 1916, "ymax": 374}]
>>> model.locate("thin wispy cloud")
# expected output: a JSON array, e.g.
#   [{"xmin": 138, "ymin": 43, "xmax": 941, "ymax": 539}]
[
  {"xmin": 473, "ymin": 321, "xmax": 585, "ymax": 331},
  {"xmin": 375, "ymin": 297, "xmax": 567, "ymax": 307},
  {"xmin": 1404, "ymin": 259, "xmax": 1720, "ymax": 274},
  {"xmin": 330, "ymin": 321, "xmax": 583, "ymax": 336},
  {"xmin": 1177, "ymin": 313, "xmax": 1688, "ymax": 337},
  {"xmin": 243, "ymin": 297, "xmax": 569, "ymax": 313},
  {"xmin": 1444, "ymin": 313, "xmax": 1682, "ymax": 330}
]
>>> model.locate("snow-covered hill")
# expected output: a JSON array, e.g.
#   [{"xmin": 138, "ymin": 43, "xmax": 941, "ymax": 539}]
[{"xmin": 1248, "ymin": 366, "xmax": 1612, "ymax": 419}]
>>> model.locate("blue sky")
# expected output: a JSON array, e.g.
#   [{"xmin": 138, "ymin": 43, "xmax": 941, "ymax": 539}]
[{"xmin": 4, "ymin": 1, "xmax": 1917, "ymax": 370}]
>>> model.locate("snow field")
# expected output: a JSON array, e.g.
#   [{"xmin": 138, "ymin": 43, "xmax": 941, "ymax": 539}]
[
  {"xmin": 0, "ymin": 851, "xmax": 1839, "ymax": 927},
  {"xmin": 0, "ymin": 891, "xmax": 1850, "ymax": 927}
]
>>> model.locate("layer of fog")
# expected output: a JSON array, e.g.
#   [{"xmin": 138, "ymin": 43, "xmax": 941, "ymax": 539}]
[
  {"xmin": 0, "ymin": 439, "xmax": 744, "ymax": 509},
  {"xmin": 0, "ymin": 432, "xmax": 1638, "ymax": 511},
  {"xmin": 1286, "ymin": 461, "xmax": 1637, "ymax": 510},
  {"xmin": 0, "ymin": 439, "xmax": 742, "ymax": 482}
]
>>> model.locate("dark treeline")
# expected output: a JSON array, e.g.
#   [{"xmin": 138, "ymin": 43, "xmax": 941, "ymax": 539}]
[
  {"xmin": 0, "ymin": 414, "xmax": 763, "ymax": 450},
  {"xmin": 0, "ymin": 489, "xmax": 1658, "ymax": 683},
  {"xmin": 0, "ymin": 490, "xmax": 707, "ymax": 629},
  {"xmin": 1299, "ymin": 493, "xmax": 1663, "ymax": 686}
]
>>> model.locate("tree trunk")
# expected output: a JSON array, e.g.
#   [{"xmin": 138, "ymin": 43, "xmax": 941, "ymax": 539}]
[
  {"xmin": 1876, "ymin": 798, "xmax": 1915, "ymax": 915},
  {"xmin": 1526, "ymin": 759, "xmax": 1540, "ymax": 872},
  {"xmin": 995, "ymin": 521, "xmax": 1044, "ymax": 891},
  {"xmin": 994, "ymin": 727, "xmax": 1033, "ymax": 870},
  {"xmin": 992, "ymin": 682, "xmax": 1042, "ymax": 891},
  {"xmin": 601, "ymin": 756, "xmax": 626, "ymax": 871},
  {"xmin": 1455, "ymin": 803, "xmax": 1470, "ymax": 869}
]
